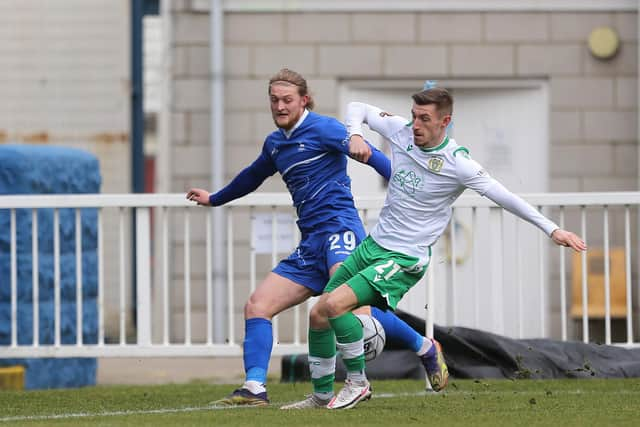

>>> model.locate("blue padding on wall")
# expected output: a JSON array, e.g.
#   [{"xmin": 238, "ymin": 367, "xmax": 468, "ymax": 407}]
[
  {"xmin": 0, "ymin": 144, "xmax": 101, "ymax": 389},
  {"xmin": 0, "ymin": 145, "xmax": 101, "ymax": 195},
  {"xmin": 0, "ymin": 208, "xmax": 98, "ymax": 255},
  {"xmin": 0, "ymin": 357, "xmax": 97, "ymax": 390},
  {"xmin": 0, "ymin": 299, "xmax": 98, "ymax": 346},
  {"xmin": 0, "ymin": 253, "xmax": 99, "ymax": 302}
]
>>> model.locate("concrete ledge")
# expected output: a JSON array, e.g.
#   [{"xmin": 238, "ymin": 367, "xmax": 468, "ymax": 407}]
[{"xmin": 97, "ymin": 356, "xmax": 283, "ymax": 385}]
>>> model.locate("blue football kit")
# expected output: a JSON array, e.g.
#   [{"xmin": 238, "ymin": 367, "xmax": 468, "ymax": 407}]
[{"xmin": 209, "ymin": 110, "xmax": 389, "ymax": 293}]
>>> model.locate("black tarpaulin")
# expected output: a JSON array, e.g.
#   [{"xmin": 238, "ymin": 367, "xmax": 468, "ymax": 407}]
[{"xmin": 282, "ymin": 310, "xmax": 640, "ymax": 382}]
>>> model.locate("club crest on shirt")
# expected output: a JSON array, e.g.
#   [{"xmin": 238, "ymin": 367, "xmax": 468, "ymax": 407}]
[
  {"xmin": 270, "ymin": 147, "xmax": 279, "ymax": 157},
  {"xmin": 427, "ymin": 156, "xmax": 444, "ymax": 173},
  {"xmin": 297, "ymin": 142, "xmax": 305, "ymax": 151}
]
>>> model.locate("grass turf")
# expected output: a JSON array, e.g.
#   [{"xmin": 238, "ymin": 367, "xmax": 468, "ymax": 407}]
[{"xmin": 1, "ymin": 378, "xmax": 639, "ymax": 426}]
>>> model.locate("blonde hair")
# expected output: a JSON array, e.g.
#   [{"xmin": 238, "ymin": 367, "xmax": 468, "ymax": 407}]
[{"xmin": 268, "ymin": 68, "xmax": 315, "ymax": 110}]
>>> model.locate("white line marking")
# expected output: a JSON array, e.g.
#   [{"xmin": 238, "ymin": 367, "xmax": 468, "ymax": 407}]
[
  {"xmin": 2, "ymin": 389, "xmax": 639, "ymax": 422},
  {"xmin": 0, "ymin": 406, "xmax": 221, "ymax": 423}
]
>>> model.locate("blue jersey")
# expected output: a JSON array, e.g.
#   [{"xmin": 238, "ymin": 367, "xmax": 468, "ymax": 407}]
[
  {"xmin": 210, "ymin": 111, "xmax": 389, "ymax": 233},
  {"xmin": 209, "ymin": 110, "xmax": 390, "ymax": 292},
  {"xmin": 262, "ymin": 112, "xmax": 361, "ymax": 231}
]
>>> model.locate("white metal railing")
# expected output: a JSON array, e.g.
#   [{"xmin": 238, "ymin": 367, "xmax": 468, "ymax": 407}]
[{"xmin": 0, "ymin": 192, "xmax": 638, "ymax": 358}]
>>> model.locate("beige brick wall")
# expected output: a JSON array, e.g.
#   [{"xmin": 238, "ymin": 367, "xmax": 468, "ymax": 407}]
[
  {"xmin": 171, "ymin": 8, "xmax": 638, "ymax": 203},
  {"xmin": 170, "ymin": 7, "xmax": 638, "ymax": 342},
  {"xmin": 0, "ymin": 0, "xmax": 130, "ymax": 193}
]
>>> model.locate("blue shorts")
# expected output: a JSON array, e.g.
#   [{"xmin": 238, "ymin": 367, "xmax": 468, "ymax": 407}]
[{"xmin": 273, "ymin": 220, "xmax": 366, "ymax": 294}]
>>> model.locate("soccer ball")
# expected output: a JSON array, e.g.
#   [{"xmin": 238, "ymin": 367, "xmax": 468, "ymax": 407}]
[{"xmin": 355, "ymin": 314, "xmax": 386, "ymax": 362}]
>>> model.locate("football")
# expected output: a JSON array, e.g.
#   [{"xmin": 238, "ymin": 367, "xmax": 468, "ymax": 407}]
[{"xmin": 355, "ymin": 314, "xmax": 386, "ymax": 362}]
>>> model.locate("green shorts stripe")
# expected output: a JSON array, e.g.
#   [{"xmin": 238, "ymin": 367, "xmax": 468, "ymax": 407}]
[{"xmin": 324, "ymin": 236, "xmax": 429, "ymax": 310}]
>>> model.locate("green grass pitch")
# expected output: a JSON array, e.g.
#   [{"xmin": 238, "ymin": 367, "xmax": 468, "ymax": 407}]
[{"xmin": 1, "ymin": 379, "xmax": 639, "ymax": 426}]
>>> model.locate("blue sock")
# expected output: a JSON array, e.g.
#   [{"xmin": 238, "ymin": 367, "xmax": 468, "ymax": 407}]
[
  {"xmin": 371, "ymin": 307, "xmax": 424, "ymax": 353},
  {"xmin": 243, "ymin": 318, "xmax": 273, "ymax": 384}
]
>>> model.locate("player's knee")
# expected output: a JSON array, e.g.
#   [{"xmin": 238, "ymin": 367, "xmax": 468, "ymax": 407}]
[
  {"xmin": 308, "ymin": 305, "xmax": 329, "ymax": 329},
  {"xmin": 324, "ymin": 293, "xmax": 350, "ymax": 318},
  {"xmin": 310, "ymin": 295, "xmax": 333, "ymax": 319},
  {"xmin": 244, "ymin": 295, "xmax": 274, "ymax": 319}
]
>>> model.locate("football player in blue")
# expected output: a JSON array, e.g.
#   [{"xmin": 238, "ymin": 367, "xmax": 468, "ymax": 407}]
[{"xmin": 187, "ymin": 69, "xmax": 434, "ymax": 406}]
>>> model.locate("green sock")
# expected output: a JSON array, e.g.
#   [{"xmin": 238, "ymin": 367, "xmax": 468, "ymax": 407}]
[
  {"xmin": 329, "ymin": 312, "xmax": 365, "ymax": 373},
  {"xmin": 308, "ymin": 328, "xmax": 336, "ymax": 394}
]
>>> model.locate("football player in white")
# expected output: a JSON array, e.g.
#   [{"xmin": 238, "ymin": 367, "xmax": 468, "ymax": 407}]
[{"xmin": 285, "ymin": 87, "xmax": 586, "ymax": 410}]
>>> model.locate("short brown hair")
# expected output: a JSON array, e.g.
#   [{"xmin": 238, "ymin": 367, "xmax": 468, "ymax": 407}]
[
  {"xmin": 268, "ymin": 68, "xmax": 315, "ymax": 110},
  {"xmin": 411, "ymin": 87, "xmax": 453, "ymax": 117}
]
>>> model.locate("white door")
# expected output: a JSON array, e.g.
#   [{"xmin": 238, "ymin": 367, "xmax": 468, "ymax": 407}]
[{"xmin": 340, "ymin": 82, "xmax": 550, "ymax": 338}]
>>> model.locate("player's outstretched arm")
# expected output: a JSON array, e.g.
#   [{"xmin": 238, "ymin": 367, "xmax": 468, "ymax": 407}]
[
  {"xmin": 186, "ymin": 188, "xmax": 211, "ymax": 206},
  {"xmin": 479, "ymin": 180, "xmax": 586, "ymax": 252},
  {"xmin": 186, "ymin": 166, "xmax": 268, "ymax": 207},
  {"xmin": 550, "ymin": 229, "xmax": 587, "ymax": 252},
  {"xmin": 186, "ymin": 152, "xmax": 276, "ymax": 207}
]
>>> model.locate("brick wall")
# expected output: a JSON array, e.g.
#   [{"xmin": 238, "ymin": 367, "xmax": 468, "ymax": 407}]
[
  {"xmin": 169, "ymin": 4, "xmax": 638, "ymax": 341},
  {"xmin": 172, "ymin": 8, "xmax": 637, "ymax": 192},
  {"xmin": 0, "ymin": 0, "xmax": 130, "ymax": 193}
]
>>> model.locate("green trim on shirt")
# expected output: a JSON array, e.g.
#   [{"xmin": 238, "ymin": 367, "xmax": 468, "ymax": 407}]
[
  {"xmin": 419, "ymin": 135, "xmax": 449, "ymax": 152},
  {"xmin": 453, "ymin": 147, "xmax": 470, "ymax": 157}
]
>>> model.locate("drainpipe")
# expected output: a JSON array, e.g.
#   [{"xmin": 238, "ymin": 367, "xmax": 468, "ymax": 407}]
[
  {"xmin": 210, "ymin": 0, "xmax": 225, "ymax": 343},
  {"xmin": 130, "ymin": 0, "xmax": 144, "ymax": 327},
  {"xmin": 131, "ymin": 1, "xmax": 144, "ymax": 196}
]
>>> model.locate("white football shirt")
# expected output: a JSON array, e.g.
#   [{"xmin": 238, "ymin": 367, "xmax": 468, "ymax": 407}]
[{"xmin": 346, "ymin": 102, "xmax": 558, "ymax": 265}]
